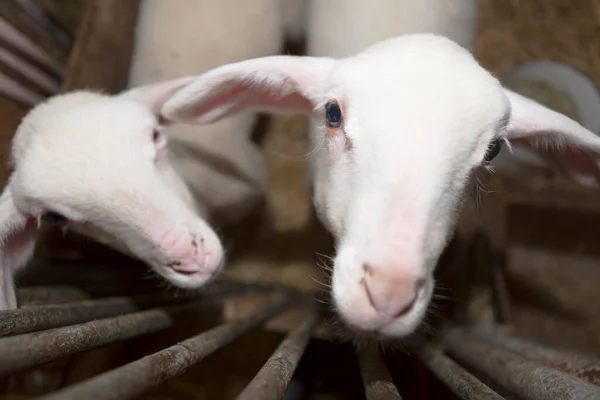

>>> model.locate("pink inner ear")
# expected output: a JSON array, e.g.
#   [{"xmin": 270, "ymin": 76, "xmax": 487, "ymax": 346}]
[
  {"xmin": 157, "ymin": 114, "xmax": 168, "ymax": 125},
  {"xmin": 193, "ymin": 83, "xmax": 313, "ymax": 118},
  {"xmin": 0, "ymin": 217, "xmax": 36, "ymax": 309},
  {"xmin": 2, "ymin": 218, "xmax": 36, "ymax": 267}
]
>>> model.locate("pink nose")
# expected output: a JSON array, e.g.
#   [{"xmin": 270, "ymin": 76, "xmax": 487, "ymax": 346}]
[
  {"xmin": 163, "ymin": 232, "xmax": 208, "ymax": 275},
  {"xmin": 361, "ymin": 263, "xmax": 425, "ymax": 318}
]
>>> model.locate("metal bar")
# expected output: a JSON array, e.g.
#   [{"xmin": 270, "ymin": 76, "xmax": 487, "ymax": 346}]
[
  {"xmin": 236, "ymin": 301, "xmax": 318, "ymax": 400},
  {"xmin": 10, "ymin": 0, "xmax": 72, "ymax": 49},
  {"xmin": 443, "ymin": 327, "xmax": 600, "ymax": 400},
  {"xmin": 0, "ymin": 70, "xmax": 43, "ymax": 106},
  {"xmin": 0, "ymin": 45, "xmax": 60, "ymax": 93},
  {"xmin": 38, "ymin": 294, "xmax": 294, "ymax": 400},
  {"xmin": 0, "ymin": 295, "xmax": 190, "ymax": 337},
  {"xmin": 415, "ymin": 343, "xmax": 504, "ymax": 400},
  {"xmin": 466, "ymin": 326, "xmax": 600, "ymax": 386},
  {"xmin": 17, "ymin": 286, "xmax": 90, "ymax": 307},
  {"xmin": 0, "ymin": 297, "xmax": 227, "ymax": 376},
  {"xmin": 0, "ymin": 16, "xmax": 64, "ymax": 77},
  {"xmin": 357, "ymin": 345, "xmax": 402, "ymax": 400}
]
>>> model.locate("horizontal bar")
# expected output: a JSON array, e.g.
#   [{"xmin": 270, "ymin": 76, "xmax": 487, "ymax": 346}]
[
  {"xmin": 0, "ymin": 70, "xmax": 43, "ymax": 106},
  {"xmin": 17, "ymin": 286, "xmax": 90, "ymax": 307},
  {"xmin": 0, "ymin": 16, "xmax": 64, "ymax": 77},
  {"xmin": 0, "ymin": 297, "xmax": 227, "ymax": 376},
  {"xmin": 443, "ymin": 327, "xmax": 600, "ymax": 400},
  {"xmin": 38, "ymin": 294, "xmax": 294, "ymax": 400},
  {"xmin": 0, "ymin": 295, "xmax": 190, "ymax": 337},
  {"xmin": 236, "ymin": 301, "xmax": 318, "ymax": 400},
  {"xmin": 466, "ymin": 326, "xmax": 600, "ymax": 386},
  {"xmin": 357, "ymin": 345, "xmax": 402, "ymax": 400},
  {"xmin": 415, "ymin": 344, "xmax": 504, "ymax": 400},
  {"xmin": 0, "ymin": 45, "xmax": 60, "ymax": 93}
]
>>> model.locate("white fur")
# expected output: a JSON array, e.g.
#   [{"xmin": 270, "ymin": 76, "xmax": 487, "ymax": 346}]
[
  {"xmin": 160, "ymin": 33, "xmax": 600, "ymax": 338},
  {"xmin": 0, "ymin": 80, "xmax": 228, "ymax": 310}
]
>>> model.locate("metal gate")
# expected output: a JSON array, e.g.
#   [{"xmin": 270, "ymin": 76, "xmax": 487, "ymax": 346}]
[{"xmin": 1, "ymin": 269, "xmax": 600, "ymax": 400}]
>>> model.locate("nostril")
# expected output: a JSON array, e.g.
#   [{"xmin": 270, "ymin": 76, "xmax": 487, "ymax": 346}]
[
  {"xmin": 167, "ymin": 261, "xmax": 202, "ymax": 275},
  {"xmin": 362, "ymin": 277, "xmax": 377, "ymax": 311},
  {"xmin": 361, "ymin": 269, "xmax": 425, "ymax": 319},
  {"xmin": 393, "ymin": 294, "xmax": 417, "ymax": 318},
  {"xmin": 392, "ymin": 278, "xmax": 425, "ymax": 318}
]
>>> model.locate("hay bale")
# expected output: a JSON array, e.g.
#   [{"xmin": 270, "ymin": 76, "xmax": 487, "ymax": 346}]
[{"xmin": 476, "ymin": 0, "xmax": 600, "ymax": 86}]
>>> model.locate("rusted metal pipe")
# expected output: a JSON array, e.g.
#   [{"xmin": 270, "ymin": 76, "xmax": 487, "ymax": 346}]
[
  {"xmin": 0, "ymin": 71, "xmax": 43, "ymax": 106},
  {"xmin": 236, "ymin": 301, "xmax": 318, "ymax": 400},
  {"xmin": 0, "ymin": 295, "xmax": 190, "ymax": 337},
  {"xmin": 415, "ymin": 343, "xmax": 504, "ymax": 400},
  {"xmin": 0, "ymin": 45, "xmax": 60, "ymax": 93},
  {"xmin": 466, "ymin": 326, "xmax": 600, "ymax": 386},
  {"xmin": 443, "ymin": 327, "xmax": 600, "ymax": 400},
  {"xmin": 0, "ymin": 298, "xmax": 227, "ymax": 376},
  {"xmin": 0, "ymin": 15, "xmax": 64, "ymax": 77},
  {"xmin": 357, "ymin": 345, "xmax": 402, "ymax": 400},
  {"xmin": 38, "ymin": 294, "xmax": 294, "ymax": 400},
  {"xmin": 17, "ymin": 285, "xmax": 90, "ymax": 307},
  {"xmin": 1, "ymin": 0, "xmax": 72, "ymax": 53}
]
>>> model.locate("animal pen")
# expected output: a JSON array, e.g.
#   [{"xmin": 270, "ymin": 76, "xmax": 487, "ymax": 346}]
[{"xmin": 1, "ymin": 0, "xmax": 600, "ymax": 399}]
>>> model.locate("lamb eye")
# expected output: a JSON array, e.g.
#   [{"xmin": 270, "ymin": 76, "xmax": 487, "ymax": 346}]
[
  {"xmin": 484, "ymin": 139, "xmax": 503, "ymax": 162},
  {"xmin": 153, "ymin": 129, "xmax": 160, "ymax": 142},
  {"xmin": 41, "ymin": 212, "xmax": 67, "ymax": 225},
  {"xmin": 325, "ymin": 101, "xmax": 343, "ymax": 129}
]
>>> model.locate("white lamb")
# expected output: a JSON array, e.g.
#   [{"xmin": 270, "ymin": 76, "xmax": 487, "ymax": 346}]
[
  {"xmin": 0, "ymin": 0, "xmax": 298, "ymax": 310},
  {"xmin": 158, "ymin": 32, "xmax": 600, "ymax": 338}
]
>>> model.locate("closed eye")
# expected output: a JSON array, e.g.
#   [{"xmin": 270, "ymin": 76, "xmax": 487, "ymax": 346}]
[
  {"xmin": 483, "ymin": 139, "xmax": 503, "ymax": 163},
  {"xmin": 41, "ymin": 211, "xmax": 67, "ymax": 225},
  {"xmin": 152, "ymin": 127, "xmax": 167, "ymax": 150}
]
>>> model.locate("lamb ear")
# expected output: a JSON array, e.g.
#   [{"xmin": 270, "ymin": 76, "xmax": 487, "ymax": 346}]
[
  {"xmin": 0, "ymin": 185, "xmax": 37, "ymax": 310},
  {"xmin": 502, "ymin": 89, "xmax": 600, "ymax": 186},
  {"xmin": 118, "ymin": 77, "xmax": 196, "ymax": 119},
  {"xmin": 160, "ymin": 55, "xmax": 336, "ymax": 125}
]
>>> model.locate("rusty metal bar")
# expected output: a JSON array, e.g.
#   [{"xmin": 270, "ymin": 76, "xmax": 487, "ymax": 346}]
[
  {"xmin": 443, "ymin": 327, "xmax": 600, "ymax": 400},
  {"xmin": 17, "ymin": 286, "xmax": 90, "ymax": 307},
  {"xmin": 0, "ymin": 15, "xmax": 65, "ymax": 77},
  {"xmin": 357, "ymin": 345, "xmax": 402, "ymax": 400},
  {"xmin": 466, "ymin": 326, "xmax": 600, "ymax": 386},
  {"xmin": 415, "ymin": 343, "xmax": 504, "ymax": 400},
  {"xmin": 0, "ymin": 295, "xmax": 191, "ymax": 337},
  {"xmin": 236, "ymin": 301, "xmax": 318, "ymax": 400},
  {"xmin": 0, "ymin": 296, "xmax": 228, "ymax": 376},
  {"xmin": 38, "ymin": 294, "xmax": 294, "ymax": 400}
]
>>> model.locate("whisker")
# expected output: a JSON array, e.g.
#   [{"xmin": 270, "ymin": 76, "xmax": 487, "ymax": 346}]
[
  {"xmin": 272, "ymin": 135, "xmax": 327, "ymax": 161},
  {"xmin": 308, "ymin": 273, "xmax": 332, "ymax": 290}
]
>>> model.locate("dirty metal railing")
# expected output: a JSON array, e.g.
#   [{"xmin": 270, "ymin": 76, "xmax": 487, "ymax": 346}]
[{"xmin": 1, "ymin": 277, "xmax": 599, "ymax": 400}]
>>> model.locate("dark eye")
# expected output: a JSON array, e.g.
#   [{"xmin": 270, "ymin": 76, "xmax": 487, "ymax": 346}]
[
  {"xmin": 325, "ymin": 101, "xmax": 343, "ymax": 129},
  {"xmin": 484, "ymin": 139, "xmax": 503, "ymax": 163},
  {"xmin": 41, "ymin": 212, "xmax": 67, "ymax": 225},
  {"xmin": 153, "ymin": 129, "xmax": 160, "ymax": 142}
]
